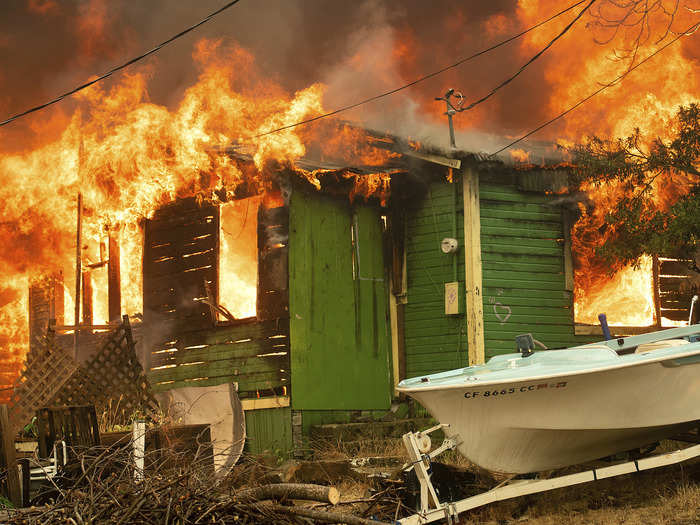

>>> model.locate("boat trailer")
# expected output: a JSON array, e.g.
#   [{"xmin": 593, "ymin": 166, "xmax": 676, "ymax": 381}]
[{"xmin": 399, "ymin": 424, "xmax": 700, "ymax": 525}]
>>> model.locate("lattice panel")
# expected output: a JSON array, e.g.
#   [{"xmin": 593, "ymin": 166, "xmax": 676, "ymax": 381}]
[
  {"xmin": 8, "ymin": 332, "xmax": 78, "ymax": 434},
  {"xmin": 52, "ymin": 317, "xmax": 159, "ymax": 426}
]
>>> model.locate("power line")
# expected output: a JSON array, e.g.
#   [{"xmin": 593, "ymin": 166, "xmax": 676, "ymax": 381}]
[
  {"xmin": 460, "ymin": 0, "xmax": 596, "ymax": 113},
  {"xmin": 0, "ymin": 0, "xmax": 243, "ymax": 128},
  {"xmin": 490, "ymin": 19, "xmax": 700, "ymax": 157},
  {"xmin": 250, "ymin": 0, "xmax": 589, "ymax": 140}
]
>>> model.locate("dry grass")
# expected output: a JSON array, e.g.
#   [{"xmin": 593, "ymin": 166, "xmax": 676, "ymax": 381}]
[
  {"xmin": 462, "ymin": 461, "xmax": 700, "ymax": 524},
  {"xmin": 460, "ymin": 444, "xmax": 700, "ymax": 525}
]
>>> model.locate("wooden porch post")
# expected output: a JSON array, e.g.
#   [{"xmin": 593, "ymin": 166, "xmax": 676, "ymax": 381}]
[
  {"xmin": 108, "ymin": 232, "xmax": 121, "ymax": 322},
  {"xmin": 462, "ymin": 167, "xmax": 485, "ymax": 365},
  {"xmin": 0, "ymin": 405, "xmax": 21, "ymax": 506}
]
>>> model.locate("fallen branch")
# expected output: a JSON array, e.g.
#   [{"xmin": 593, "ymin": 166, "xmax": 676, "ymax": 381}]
[{"xmin": 236, "ymin": 483, "xmax": 340, "ymax": 504}]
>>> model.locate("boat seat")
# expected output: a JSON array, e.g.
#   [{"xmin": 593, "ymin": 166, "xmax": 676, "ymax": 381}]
[{"xmin": 635, "ymin": 339, "xmax": 689, "ymax": 353}]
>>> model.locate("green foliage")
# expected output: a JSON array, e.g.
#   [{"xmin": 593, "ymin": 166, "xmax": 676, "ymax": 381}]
[
  {"xmin": 571, "ymin": 103, "xmax": 700, "ymax": 268},
  {"xmin": 22, "ymin": 416, "xmax": 37, "ymax": 438}
]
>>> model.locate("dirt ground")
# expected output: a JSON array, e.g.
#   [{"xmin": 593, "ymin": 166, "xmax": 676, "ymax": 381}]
[{"xmin": 314, "ymin": 437, "xmax": 700, "ymax": 524}]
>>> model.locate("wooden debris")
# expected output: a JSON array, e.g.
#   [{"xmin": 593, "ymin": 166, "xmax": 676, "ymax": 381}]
[{"xmin": 236, "ymin": 483, "xmax": 340, "ymax": 505}]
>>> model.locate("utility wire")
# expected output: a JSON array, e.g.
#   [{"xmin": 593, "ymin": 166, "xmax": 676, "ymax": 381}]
[
  {"xmin": 0, "ymin": 0, "xmax": 243, "ymax": 128},
  {"xmin": 490, "ymin": 19, "xmax": 700, "ymax": 157},
  {"xmin": 250, "ymin": 0, "xmax": 589, "ymax": 140},
  {"xmin": 460, "ymin": 0, "xmax": 596, "ymax": 112}
]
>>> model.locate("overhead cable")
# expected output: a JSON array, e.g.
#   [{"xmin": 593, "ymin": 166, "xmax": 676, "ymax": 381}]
[
  {"xmin": 489, "ymin": 19, "xmax": 700, "ymax": 157},
  {"xmin": 459, "ymin": 0, "xmax": 595, "ymax": 113},
  {"xmin": 0, "ymin": 0, "xmax": 243, "ymax": 128},
  {"xmin": 250, "ymin": 0, "xmax": 590, "ymax": 140}
]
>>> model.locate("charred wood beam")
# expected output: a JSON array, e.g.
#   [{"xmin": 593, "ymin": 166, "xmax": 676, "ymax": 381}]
[
  {"xmin": 53, "ymin": 324, "xmax": 117, "ymax": 331},
  {"xmin": 653, "ymin": 255, "xmax": 662, "ymax": 328},
  {"xmin": 257, "ymin": 203, "xmax": 289, "ymax": 321},
  {"xmin": 108, "ymin": 233, "xmax": 122, "ymax": 322},
  {"xmin": 74, "ymin": 192, "xmax": 82, "ymax": 359},
  {"xmin": 82, "ymin": 271, "xmax": 93, "ymax": 326}
]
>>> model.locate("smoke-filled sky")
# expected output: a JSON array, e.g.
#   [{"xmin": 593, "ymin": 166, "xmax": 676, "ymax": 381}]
[{"xmin": 0, "ymin": 0, "xmax": 699, "ymax": 152}]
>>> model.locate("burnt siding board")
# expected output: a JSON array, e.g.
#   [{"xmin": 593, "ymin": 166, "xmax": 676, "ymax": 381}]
[
  {"xmin": 404, "ymin": 177, "xmax": 467, "ymax": 379},
  {"xmin": 289, "ymin": 190, "xmax": 392, "ymax": 411},
  {"xmin": 257, "ymin": 205, "xmax": 290, "ymax": 321},
  {"xmin": 479, "ymin": 181, "xmax": 579, "ymax": 357},
  {"xmin": 143, "ymin": 199, "xmax": 219, "ymax": 331},
  {"xmin": 148, "ymin": 318, "xmax": 290, "ymax": 398}
]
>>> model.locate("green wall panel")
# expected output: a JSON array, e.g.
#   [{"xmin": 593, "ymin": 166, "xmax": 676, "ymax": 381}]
[
  {"xmin": 244, "ymin": 407, "xmax": 292, "ymax": 457},
  {"xmin": 404, "ymin": 178, "xmax": 467, "ymax": 378},
  {"xmin": 480, "ymin": 181, "xmax": 583, "ymax": 357},
  {"xmin": 403, "ymin": 174, "xmax": 597, "ymax": 375},
  {"xmin": 289, "ymin": 191, "xmax": 392, "ymax": 411}
]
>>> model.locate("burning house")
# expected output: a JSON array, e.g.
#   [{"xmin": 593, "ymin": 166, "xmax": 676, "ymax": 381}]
[
  {"xmin": 5, "ymin": 110, "xmax": 697, "ymax": 459},
  {"xmin": 17, "ymin": 125, "xmax": 683, "ymax": 458},
  {"xmin": 1, "ymin": 3, "xmax": 698, "ymax": 461}
]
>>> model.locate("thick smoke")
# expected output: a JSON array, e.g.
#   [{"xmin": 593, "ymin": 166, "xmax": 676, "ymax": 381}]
[
  {"xmin": 3, "ymin": 1, "xmax": 698, "ymax": 154},
  {"xmin": 0, "ymin": 0, "xmax": 581, "ymax": 155}
]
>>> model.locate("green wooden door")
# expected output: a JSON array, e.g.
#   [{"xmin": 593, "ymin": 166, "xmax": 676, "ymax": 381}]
[{"xmin": 289, "ymin": 191, "xmax": 392, "ymax": 410}]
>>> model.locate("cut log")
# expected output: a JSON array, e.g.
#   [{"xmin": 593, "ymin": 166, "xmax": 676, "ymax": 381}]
[
  {"xmin": 260, "ymin": 503, "xmax": 391, "ymax": 525},
  {"xmin": 236, "ymin": 483, "xmax": 340, "ymax": 505}
]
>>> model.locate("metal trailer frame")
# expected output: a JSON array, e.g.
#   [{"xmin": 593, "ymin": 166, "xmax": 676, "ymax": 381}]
[{"xmin": 399, "ymin": 425, "xmax": 700, "ymax": 525}]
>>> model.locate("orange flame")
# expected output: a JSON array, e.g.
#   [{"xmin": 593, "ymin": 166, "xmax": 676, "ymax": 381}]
[{"xmin": 0, "ymin": 38, "xmax": 395, "ymax": 390}]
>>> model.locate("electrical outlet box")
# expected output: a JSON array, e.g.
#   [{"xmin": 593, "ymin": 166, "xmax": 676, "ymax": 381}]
[{"xmin": 444, "ymin": 281, "xmax": 463, "ymax": 315}]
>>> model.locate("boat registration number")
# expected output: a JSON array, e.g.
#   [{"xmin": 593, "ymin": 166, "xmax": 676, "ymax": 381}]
[{"xmin": 464, "ymin": 381, "xmax": 568, "ymax": 399}]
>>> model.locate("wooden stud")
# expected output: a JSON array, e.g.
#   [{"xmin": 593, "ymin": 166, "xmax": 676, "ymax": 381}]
[
  {"xmin": 652, "ymin": 255, "xmax": 662, "ymax": 328},
  {"xmin": 17, "ymin": 458, "xmax": 29, "ymax": 507},
  {"xmin": 49, "ymin": 273, "xmax": 64, "ymax": 326},
  {"xmin": 240, "ymin": 396, "xmax": 290, "ymax": 411},
  {"xmin": 397, "ymin": 302, "xmax": 406, "ymax": 384},
  {"xmin": 462, "ymin": 167, "xmax": 485, "ymax": 365},
  {"xmin": 389, "ymin": 293, "xmax": 400, "ymax": 390},
  {"xmin": 108, "ymin": 232, "xmax": 122, "ymax": 323},
  {"xmin": 74, "ymin": 192, "xmax": 82, "ymax": 360},
  {"xmin": 82, "ymin": 271, "xmax": 93, "ymax": 327}
]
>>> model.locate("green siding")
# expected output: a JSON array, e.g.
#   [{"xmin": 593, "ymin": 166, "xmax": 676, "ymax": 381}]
[
  {"xmin": 289, "ymin": 191, "xmax": 392, "ymax": 410},
  {"xmin": 480, "ymin": 181, "xmax": 582, "ymax": 357},
  {"xmin": 244, "ymin": 407, "xmax": 293, "ymax": 456},
  {"xmin": 404, "ymin": 178, "xmax": 467, "ymax": 378},
  {"xmin": 403, "ymin": 174, "xmax": 592, "ymax": 375}
]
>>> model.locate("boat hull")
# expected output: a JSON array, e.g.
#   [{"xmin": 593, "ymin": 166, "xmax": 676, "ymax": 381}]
[{"xmin": 404, "ymin": 358, "xmax": 700, "ymax": 474}]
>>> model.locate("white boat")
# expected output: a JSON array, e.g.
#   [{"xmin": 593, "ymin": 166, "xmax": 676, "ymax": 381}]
[{"xmin": 396, "ymin": 324, "xmax": 700, "ymax": 474}]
